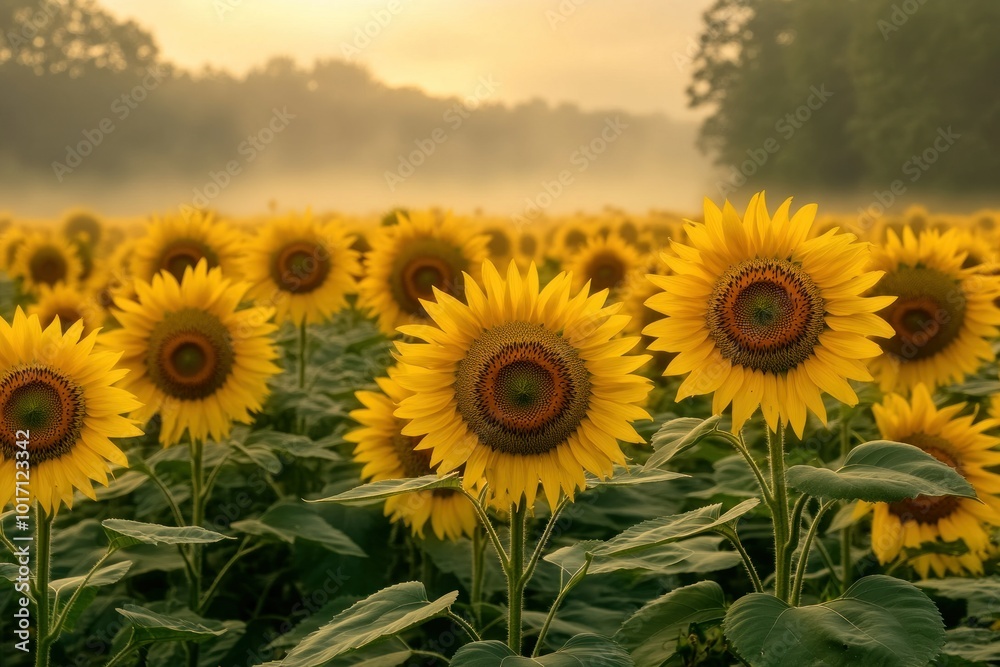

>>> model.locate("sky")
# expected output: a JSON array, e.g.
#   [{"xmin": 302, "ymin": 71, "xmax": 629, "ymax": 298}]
[{"xmin": 99, "ymin": 0, "xmax": 713, "ymax": 120}]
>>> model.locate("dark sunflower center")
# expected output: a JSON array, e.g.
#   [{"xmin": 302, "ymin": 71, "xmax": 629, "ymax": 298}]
[
  {"xmin": 29, "ymin": 246, "xmax": 69, "ymax": 286},
  {"xmin": 391, "ymin": 432, "xmax": 434, "ymax": 478},
  {"xmin": 390, "ymin": 239, "xmax": 469, "ymax": 316},
  {"xmin": 0, "ymin": 365, "xmax": 86, "ymax": 464},
  {"xmin": 270, "ymin": 240, "xmax": 330, "ymax": 294},
  {"xmin": 455, "ymin": 321, "xmax": 590, "ymax": 455},
  {"xmin": 585, "ymin": 251, "xmax": 627, "ymax": 292},
  {"xmin": 158, "ymin": 239, "xmax": 219, "ymax": 281},
  {"xmin": 888, "ymin": 433, "xmax": 963, "ymax": 524},
  {"xmin": 873, "ymin": 267, "xmax": 965, "ymax": 361},
  {"xmin": 65, "ymin": 214, "xmax": 102, "ymax": 245},
  {"xmin": 519, "ymin": 234, "xmax": 537, "ymax": 258},
  {"xmin": 146, "ymin": 308, "xmax": 235, "ymax": 400},
  {"xmin": 487, "ymin": 230, "xmax": 511, "ymax": 258},
  {"xmin": 49, "ymin": 307, "xmax": 82, "ymax": 333},
  {"xmin": 564, "ymin": 229, "xmax": 587, "ymax": 252},
  {"xmin": 707, "ymin": 258, "xmax": 825, "ymax": 373}
]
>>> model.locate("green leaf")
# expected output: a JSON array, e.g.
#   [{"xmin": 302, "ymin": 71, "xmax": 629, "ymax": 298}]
[
  {"xmin": 279, "ymin": 582, "xmax": 458, "ymax": 666},
  {"xmin": 116, "ymin": 604, "xmax": 228, "ymax": 644},
  {"xmin": 940, "ymin": 627, "xmax": 1000, "ymax": 663},
  {"xmin": 786, "ymin": 440, "xmax": 976, "ymax": 502},
  {"xmin": 232, "ymin": 502, "xmax": 365, "ymax": 557},
  {"xmin": 917, "ymin": 576, "xmax": 1000, "ymax": 617},
  {"xmin": 451, "ymin": 634, "xmax": 633, "ymax": 666},
  {"xmin": 308, "ymin": 473, "xmax": 461, "ymax": 506},
  {"xmin": 593, "ymin": 499, "xmax": 759, "ymax": 558},
  {"xmin": 643, "ymin": 415, "xmax": 722, "ymax": 471},
  {"xmin": 102, "ymin": 519, "xmax": 233, "ymax": 549},
  {"xmin": 49, "ymin": 560, "xmax": 132, "ymax": 595},
  {"xmin": 616, "ymin": 581, "xmax": 727, "ymax": 666},
  {"xmin": 586, "ymin": 466, "xmax": 688, "ymax": 488},
  {"xmin": 231, "ymin": 441, "xmax": 283, "ymax": 475},
  {"xmin": 724, "ymin": 575, "xmax": 944, "ymax": 667}
]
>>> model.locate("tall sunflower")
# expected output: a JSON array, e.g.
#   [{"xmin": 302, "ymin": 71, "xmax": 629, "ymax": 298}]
[
  {"xmin": 29, "ymin": 282, "xmax": 104, "ymax": 335},
  {"xmin": 867, "ymin": 227, "xmax": 1000, "ymax": 393},
  {"xmin": 101, "ymin": 261, "xmax": 281, "ymax": 446},
  {"xmin": 644, "ymin": 193, "xmax": 895, "ymax": 437},
  {"xmin": 131, "ymin": 211, "xmax": 242, "ymax": 284},
  {"xmin": 358, "ymin": 211, "xmax": 489, "ymax": 335},
  {"xmin": 0, "ymin": 309, "xmax": 142, "ymax": 513},
  {"xmin": 9, "ymin": 233, "xmax": 83, "ymax": 292},
  {"xmin": 241, "ymin": 213, "xmax": 361, "ymax": 325},
  {"xmin": 62, "ymin": 210, "xmax": 103, "ymax": 247},
  {"xmin": 393, "ymin": 260, "xmax": 652, "ymax": 509},
  {"xmin": 854, "ymin": 385, "xmax": 1000, "ymax": 577},
  {"xmin": 347, "ymin": 365, "xmax": 477, "ymax": 541},
  {"xmin": 565, "ymin": 234, "xmax": 641, "ymax": 295}
]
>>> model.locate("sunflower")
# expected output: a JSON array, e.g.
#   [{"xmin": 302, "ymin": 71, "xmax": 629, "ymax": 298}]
[
  {"xmin": 62, "ymin": 210, "xmax": 103, "ymax": 247},
  {"xmin": 479, "ymin": 223, "xmax": 516, "ymax": 266},
  {"xmin": 643, "ymin": 193, "xmax": 895, "ymax": 437},
  {"xmin": 101, "ymin": 261, "xmax": 281, "ymax": 446},
  {"xmin": 867, "ymin": 227, "xmax": 1000, "ymax": 393},
  {"xmin": 0, "ymin": 309, "xmax": 142, "ymax": 513},
  {"xmin": 393, "ymin": 260, "xmax": 652, "ymax": 509},
  {"xmin": 88, "ymin": 241, "xmax": 137, "ymax": 316},
  {"xmin": 9, "ymin": 233, "xmax": 84, "ymax": 292},
  {"xmin": 29, "ymin": 283, "xmax": 104, "ymax": 336},
  {"xmin": 553, "ymin": 221, "xmax": 594, "ymax": 260},
  {"xmin": 241, "ymin": 213, "xmax": 360, "ymax": 325},
  {"xmin": 347, "ymin": 366, "xmax": 477, "ymax": 540},
  {"xmin": 358, "ymin": 211, "xmax": 489, "ymax": 335},
  {"xmin": 0, "ymin": 226, "xmax": 25, "ymax": 272},
  {"xmin": 854, "ymin": 385, "xmax": 1000, "ymax": 577},
  {"xmin": 131, "ymin": 211, "xmax": 242, "ymax": 284},
  {"xmin": 565, "ymin": 234, "xmax": 641, "ymax": 295}
]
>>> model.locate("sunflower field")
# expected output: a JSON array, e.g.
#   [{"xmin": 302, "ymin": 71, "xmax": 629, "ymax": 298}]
[{"xmin": 3, "ymin": 199, "xmax": 1000, "ymax": 667}]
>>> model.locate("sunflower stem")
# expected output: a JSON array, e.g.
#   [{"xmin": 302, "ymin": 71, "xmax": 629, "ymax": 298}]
[
  {"xmin": 767, "ymin": 425, "xmax": 791, "ymax": 602},
  {"xmin": 187, "ymin": 437, "xmax": 205, "ymax": 667},
  {"xmin": 791, "ymin": 501, "xmax": 835, "ymax": 606},
  {"xmin": 34, "ymin": 505, "xmax": 53, "ymax": 667},
  {"xmin": 459, "ymin": 487, "xmax": 508, "ymax": 570},
  {"xmin": 51, "ymin": 547, "xmax": 117, "ymax": 639},
  {"xmin": 532, "ymin": 556, "xmax": 590, "ymax": 658},
  {"xmin": 838, "ymin": 405, "xmax": 854, "ymax": 595},
  {"xmin": 296, "ymin": 320, "xmax": 308, "ymax": 434},
  {"xmin": 716, "ymin": 430, "xmax": 774, "ymax": 507},
  {"xmin": 715, "ymin": 525, "xmax": 763, "ymax": 593},
  {"xmin": 506, "ymin": 501, "xmax": 527, "ymax": 654},
  {"xmin": 520, "ymin": 496, "xmax": 569, "ymax": 588}
]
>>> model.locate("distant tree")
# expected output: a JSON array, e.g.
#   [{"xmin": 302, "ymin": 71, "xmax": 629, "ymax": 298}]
[
  {"xmin": 0, "ymin": 0, "xmax": 158, "ymax": 76},
  {"xmin": 687, "ymin": 0, "xmax": 1000, "ymax": 192}
]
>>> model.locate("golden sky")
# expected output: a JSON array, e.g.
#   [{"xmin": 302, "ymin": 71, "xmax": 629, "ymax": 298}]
[{"xmin": 100, "ymin": 0, "xmax": 712, "ymax": 119}]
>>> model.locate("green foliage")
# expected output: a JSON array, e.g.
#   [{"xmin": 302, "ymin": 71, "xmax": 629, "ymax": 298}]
[
  {"xmin": 724, "ymin": 576, "xmax": 945, "ymax": 666},
  {"xmin": 786, "ymin": 440, "xmax": 976, "ymax": 502},
  {"xmin": 452, "ymin": 634, "xmax": 633, "ymax": 666}
]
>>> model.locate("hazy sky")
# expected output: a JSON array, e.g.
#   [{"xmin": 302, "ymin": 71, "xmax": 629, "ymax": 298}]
[{"xmin": 100, "ymin": 0, "xmax": 713, "ymax": 119}]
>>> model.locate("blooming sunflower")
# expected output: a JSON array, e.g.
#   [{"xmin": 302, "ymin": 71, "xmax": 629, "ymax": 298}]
[
  {"xmin": 131, "ymin": 211, "xmax": 242, "ymax": 284},
  {"xmin": 29, "ymin": 282, "xmax": 104, "ymax": 336},
  {"xmin": 0, "ymin": 226, "xmax": 26, "ymax": 272},
  {"xmin": 358, "ymin": 211, "xmax": 489, "ymax": 335},
  {"xmin": 62, "ymin": 210, "xmax": 103, "ymax": 247},
  {"xmin": 867, "ymin": 227, "xmax": 1000, "ymax": 393},
  {"xmin": 9, "ymin": 233, "xmax": 84, "ymax": 292},
  {"xmin": 347, "ymin": 365, "xmax": 477, "ymax": 540},
  {"xmin": 643, "ymin": 193, "xmax": 895, "ymax": 437},
  {"xmin": 565, "ymin": 234, "xmax": 641, "ymax": 295},
  {"xmin": 0, "ymin": 309, "xmax": 142, "ymax": 513},
  {"xmin": 241, "ymin": 213, "xmax": 360, "ymax": 325},
  {"xmin": 101, "ymin": 261, "xmax": 281, "ymax": 446},
  {"xmin": 854, "ymin": 385, "xmax": 1000, "ymax": 577},
  {"xmin": 393, "ymin": 260, "xmax": 653, "ymax": 509}
]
